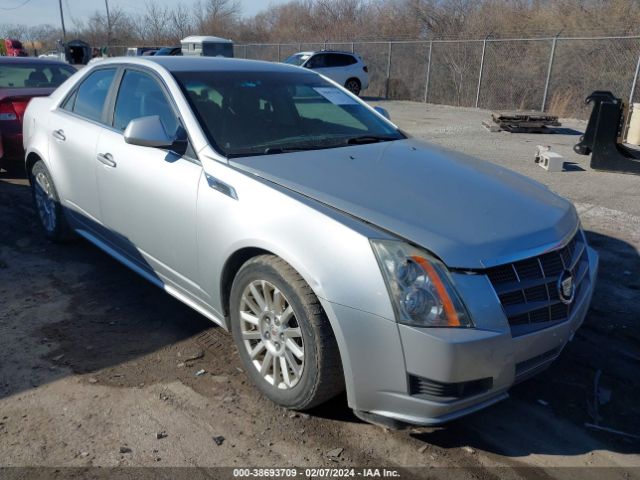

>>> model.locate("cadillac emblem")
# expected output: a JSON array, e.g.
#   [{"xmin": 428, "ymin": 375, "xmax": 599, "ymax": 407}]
[{"xmin": 557, "ymin": 270, "xmax": 576, "ymax": 305}]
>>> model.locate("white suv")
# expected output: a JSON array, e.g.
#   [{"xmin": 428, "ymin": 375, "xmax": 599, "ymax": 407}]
[{"xmin": 283, "ymin": 51, "xmax": 369, "ymax": 96}]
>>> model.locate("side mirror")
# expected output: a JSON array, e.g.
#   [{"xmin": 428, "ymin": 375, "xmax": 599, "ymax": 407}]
[
  {"xmin": 124, "ymin": 115, "xmax": 178, "ymax": 148},
  {"xmin": 374, "ymin": 106, "xmax": 391, "ymax": 120}
]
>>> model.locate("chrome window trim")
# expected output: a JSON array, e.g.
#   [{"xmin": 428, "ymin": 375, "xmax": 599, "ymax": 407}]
[
  {"xmin": 56, "ymin": 65, "xmax": 120, "ymax": 125},
  {"xmin": 55, "ymin": 63, "xmax": 201, "ymax": 166}
]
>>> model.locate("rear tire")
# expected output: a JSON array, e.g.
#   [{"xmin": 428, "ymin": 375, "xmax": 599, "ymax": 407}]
[
  {"xmin": 230, "ymin": 255, "xmax": 344, "ymax": 410},
  {"xmin": 345, "ymin": 78, "xmax": 362, "ymax": 96},
  {"xmin": 30, "ymin": 160, "xmax": 73, "ymax": 242}
]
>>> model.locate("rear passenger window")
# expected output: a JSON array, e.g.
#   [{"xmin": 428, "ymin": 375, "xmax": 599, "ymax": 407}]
[
  {"xmin": 61, "ymin": 89, "xmax": 78, "ymax": 111},
  {"xmin": 69, "ymin": 68, "xmax": 116, "ymax": 123},
  {"xmin": 327, "ymin": 54, "xmax": 357, "ymax": 67},
  {"xmin": 113, "ymin": 69, "xmax": 179, "ymax": 135}
]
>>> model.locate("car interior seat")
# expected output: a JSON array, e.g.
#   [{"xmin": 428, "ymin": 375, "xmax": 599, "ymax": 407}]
[
  {"xmin": 222, "ymin": 88, "xmax": 265, "ymax": 147},
  {"xmin": 25, "ymin": 70, "xmax": 48, "ymax": 87},
  {"xmin": 141, "ymin": 90, "xmax": 177, "ymax": 136}
]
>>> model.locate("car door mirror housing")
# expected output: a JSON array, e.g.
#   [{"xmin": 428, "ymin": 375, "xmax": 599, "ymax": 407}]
[
  {"xmin": 374, "ymin": 106, "xmax": 391, "ymax": 120},
  {"xmin": 124, "ymin": 115, "xmax": 176, "ymax": 148}
]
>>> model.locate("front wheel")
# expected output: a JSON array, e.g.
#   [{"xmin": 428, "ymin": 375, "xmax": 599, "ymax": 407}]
[{"xmin": 230, "ymin": 255, "xmax": 344, "ymax": 410}]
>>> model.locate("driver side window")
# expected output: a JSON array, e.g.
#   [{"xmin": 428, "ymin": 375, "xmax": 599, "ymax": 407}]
[
  {"xmin": 306, "ymin": 54, "xmax": 327, "ymax": 69},
  {"xmin": 112, "ymin": 69, "xmax": 179, "ymax": 135}
]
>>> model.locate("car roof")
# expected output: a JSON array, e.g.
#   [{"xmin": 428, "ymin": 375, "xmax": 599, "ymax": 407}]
[
  {"xmin": 0, "ymin": 56, "xmax": 70, "ymax": 66},
  {"xmin": 296, "ymin": 50, "xmax": 358, "ymax": 56},
  {"xmin": 181, "ymin": 36, "xmax": 233, "ymax": 43},
  {"xmin": 96, "ymin": 56, "xmax": 309, "ymax": 74}
]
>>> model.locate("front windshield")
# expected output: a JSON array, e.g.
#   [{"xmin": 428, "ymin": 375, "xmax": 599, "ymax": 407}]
[
  {"xmin": 174, "ymin": 70, "xmax": 404, "ymax": 158},
  {"xmin": 283, "ymin": 54, "xmax": 310, "ymax": 66}
]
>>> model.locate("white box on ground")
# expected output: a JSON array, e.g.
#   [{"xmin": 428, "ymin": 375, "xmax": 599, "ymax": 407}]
[{"xmin": 535, "ymin": 145, "xmax": 564, "ymax": 172}]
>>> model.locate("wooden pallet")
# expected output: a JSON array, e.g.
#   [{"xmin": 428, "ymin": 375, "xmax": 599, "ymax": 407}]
[{"xmin": 489, "ymin": 110, "xmax": 561, "ymax": 133}]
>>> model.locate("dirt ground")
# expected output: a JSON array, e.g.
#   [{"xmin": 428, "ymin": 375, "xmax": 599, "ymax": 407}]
[{"xmin": 1, "ymin": 102, "xmax": 639, "ymax": 478}]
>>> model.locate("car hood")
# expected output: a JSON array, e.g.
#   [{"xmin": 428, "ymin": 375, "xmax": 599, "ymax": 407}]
[{"xmin": 230, "ymin": 139, "xmax": 578, "ymax": 269}]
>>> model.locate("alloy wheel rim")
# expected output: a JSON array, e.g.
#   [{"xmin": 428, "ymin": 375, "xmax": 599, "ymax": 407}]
[
  {"xmin": 239, "ymin": 280, "xmax": 304, "ymax": 389},
  {"xmin": 347, "ymin": 81, "xmax": 359, "ymax": 94},
  {"xmin": 34, "ymin": 172, "xmax": 56, "ymax": 233}
]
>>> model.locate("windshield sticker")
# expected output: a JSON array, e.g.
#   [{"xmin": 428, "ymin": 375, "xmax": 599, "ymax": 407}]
[{"xmin": 313, "ymin": 87, "xmax": 358, "ymax": 105}]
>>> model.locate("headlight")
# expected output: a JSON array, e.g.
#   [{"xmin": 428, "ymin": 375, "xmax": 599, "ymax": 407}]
[{"xmin": 371, "ymin": 240, "xmax": 473, "ymax": 328}]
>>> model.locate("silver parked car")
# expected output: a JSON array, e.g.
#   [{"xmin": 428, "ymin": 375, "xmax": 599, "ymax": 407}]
[{"xmin": 22, "ymin": 57, "xmax": 598, "ymax": 427}]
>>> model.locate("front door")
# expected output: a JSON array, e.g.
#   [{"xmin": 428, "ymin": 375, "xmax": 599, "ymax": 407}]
[{"xmin": 95, "ymin": 68, "xmax": 203, "ymax": 297}]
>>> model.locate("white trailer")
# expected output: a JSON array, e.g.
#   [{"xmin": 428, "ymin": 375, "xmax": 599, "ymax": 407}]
[{"xmin": 180, "ymin": 36, "xmax": 234, "ymax": 58}]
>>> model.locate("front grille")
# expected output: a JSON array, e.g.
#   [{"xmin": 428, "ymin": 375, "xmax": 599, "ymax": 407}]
[
  {"xmin": 408, "ymin": 374, "xmax": 493, "ymax": 400},
  {"xmin": 486, "ymin": 231, "xmax": 590, "ymax": 336}
]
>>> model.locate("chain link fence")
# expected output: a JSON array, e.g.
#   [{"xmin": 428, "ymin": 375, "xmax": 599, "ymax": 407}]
[{"xmin": 235, "ymin": 36, "xmax": 640, "ymax": 119}]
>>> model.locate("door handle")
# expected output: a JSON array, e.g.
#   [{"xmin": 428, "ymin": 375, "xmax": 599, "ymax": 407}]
[
  {"xmin": 52, "ymin": 129, "xmax": 66, "ymax": 141},
  {"xmin": 96, "ymin": 152, "xmax": 117, "ymax": 168}
]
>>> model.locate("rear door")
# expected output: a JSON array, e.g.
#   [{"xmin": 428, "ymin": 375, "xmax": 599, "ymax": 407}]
[
  {"xmin": 95, "ymin": 67, "xmax": 204, "ymax": 297},
  {"xmin": 307, "ymin": 53, "xmax": 353, "ymax": 86},
  {"xmin": 47, "ymin": 67, "xmax": 118, "ymax": 228},
  {"xmin": 326, "ymin": 54, "xmax": 357, "ymax": 85}
]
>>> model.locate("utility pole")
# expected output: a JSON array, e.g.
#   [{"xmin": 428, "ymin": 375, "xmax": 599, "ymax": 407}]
[
  {"xmin": 58, "ymin": 0, "xmax": 67, "ymax": 41},
  {"xmin": 104, "ymin": 0, "xmax": 112, "ymax": 51}
]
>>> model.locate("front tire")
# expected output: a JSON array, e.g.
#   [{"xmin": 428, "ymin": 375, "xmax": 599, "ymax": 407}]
[
  {"xmin": 230, "ymin": 255, "xmax": 344, "ymax": 410},
  {"xmin": 30, "ymin": 160, "xmax": 72, "ymax": 242}
]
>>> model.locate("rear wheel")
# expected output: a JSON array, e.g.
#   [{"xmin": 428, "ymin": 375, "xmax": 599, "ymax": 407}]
[
  {"xmin": 230, "ymin": 255, "xmax": 344, "ymax": 410},
  {"xmin": 345, "ymin": 78, "xmax": 361, "ymax": 96},
  {"xmin": 30, "ymin": 160, "xmax": 72, "ymax": 242}
]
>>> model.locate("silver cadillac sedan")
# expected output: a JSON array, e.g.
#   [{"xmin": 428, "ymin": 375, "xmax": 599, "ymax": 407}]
[{"xmin": 22, "ymin": 57, "xmax": 598, "ymax": 427}]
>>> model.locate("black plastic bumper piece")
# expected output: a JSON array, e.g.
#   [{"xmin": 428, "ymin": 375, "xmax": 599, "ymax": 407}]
[
  {"xmin": 408, "ymin": 374, "xmax": 493, "ymax": 402},
  {"xmin": 353, "ymin": 409, "xmax": 411, "ymax": 430}
]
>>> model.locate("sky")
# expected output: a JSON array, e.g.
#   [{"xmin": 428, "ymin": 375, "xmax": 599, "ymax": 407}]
[{"xmin": 0, "ymin": 0, "xmax": 288, "ymax": 28}]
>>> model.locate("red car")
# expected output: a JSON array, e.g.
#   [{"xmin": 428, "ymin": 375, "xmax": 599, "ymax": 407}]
[
  {"xmin": 0, "ymin": 57, "xmax": 76, "ymax": 172},
  {"xmin": 3, "ymin": 39, "xmax": 28, "ymax": 57}
]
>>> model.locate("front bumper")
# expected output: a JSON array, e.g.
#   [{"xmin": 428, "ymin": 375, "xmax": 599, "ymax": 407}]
[{"xmin": 321, "ymin": 246, "xmax": 598, "ymax": 426}]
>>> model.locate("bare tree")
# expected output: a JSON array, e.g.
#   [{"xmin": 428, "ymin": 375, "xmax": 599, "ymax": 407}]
[
  {"xmin": 196, "ymin": 0, "xmax": 241, "ymax": 37},
  {"xmin": 143, "ymin": 1, "xmax": 172, "ymax": 45},
  {"xmin": 204, "ymin": 0, "xmax": 241, "ymax": 22},
  {"xmin": 0, "ymin": 24, "xmax": 28, "ymax": 41},
  {"xmin": 170, "ymin": 3, "xmax": 195, "ymax": 42}
]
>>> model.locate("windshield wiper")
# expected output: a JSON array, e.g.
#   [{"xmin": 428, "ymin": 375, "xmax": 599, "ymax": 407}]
[
  {"xmin": 226, "ymin": 144, "xmax": 335, "ymax": 158},
  {"xmin": 263, "ymin": 145, "xmax": 322, "ymax": 154},
  {"xmin": 345, "ymin": 135, "xmax": 398, "ymax": 145},
  {"xmin": 226, "ymin": 135, "xmax": 400, "ymax": 158}
]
